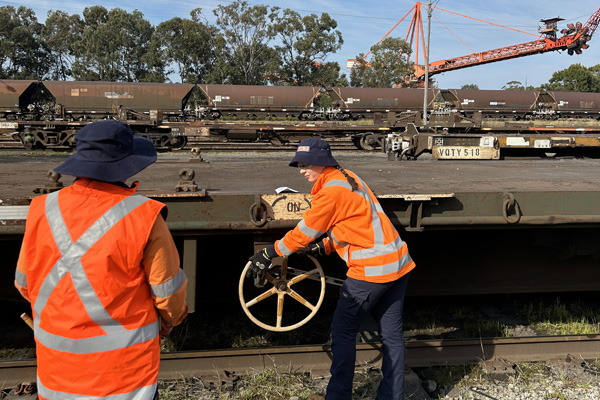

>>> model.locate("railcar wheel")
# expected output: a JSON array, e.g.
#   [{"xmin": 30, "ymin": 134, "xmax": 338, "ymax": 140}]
[
  {"xmin": 167, "ymin": 135, "xmax": 188, "ymax": 150},
  {"xmin": 239, "ymin": 255, "xmax": 326, "ymax": 332},
  {"xmin": 358, "ymin": 134, "xmax": 381, "ymax": 151}
]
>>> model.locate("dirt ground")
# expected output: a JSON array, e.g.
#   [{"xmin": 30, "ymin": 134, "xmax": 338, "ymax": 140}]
[{"xmin": 2, "ymin": 149, "xmax": 600, "ymax": 201}]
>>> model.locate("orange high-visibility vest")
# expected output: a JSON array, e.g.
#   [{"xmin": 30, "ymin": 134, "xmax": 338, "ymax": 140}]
[
  {"xmin": 14, "ymin": 180, "xmax": 184, "ymax": 399},
  {"xmin": 275, "ymin": 167, "xmax": 415, "ymax": 283}
]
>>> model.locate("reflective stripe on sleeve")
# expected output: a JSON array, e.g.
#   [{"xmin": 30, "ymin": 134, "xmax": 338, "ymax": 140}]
[
  {"xmin": 328, "ymin": 229, "xmax": 348, "ymax": 262},
  {"xmin": 297, "ymin": 219, "xmax": 325, "ymax": 239},
  {"xmin": 150, "ymin": 268, "xmax": 187, "ymax": 298},
  {"xmin": 15, "ymin": 269, "xmax": 27, "ymax": 288},
  {"xmin": 277, "ymin": 239, "xmax": 293, "ymax": 256}
]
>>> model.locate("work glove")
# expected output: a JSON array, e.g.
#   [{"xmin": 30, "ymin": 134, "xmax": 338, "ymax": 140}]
[
  {"xmin": 247, "ymin": 248, "xmax": 273, "ymax": 287},
  {"xmin": 297, "ymin": 240, "xmax": 326, "ymax": 257}
]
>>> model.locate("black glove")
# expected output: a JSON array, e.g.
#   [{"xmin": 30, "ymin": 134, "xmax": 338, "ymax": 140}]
[
  {"xmin": 297, "ymin": 240, "xmax": 326, "ymax": 256},
  {"xmin": 247, "ymin": 248, "xmax": 271, "ymax": 279}
]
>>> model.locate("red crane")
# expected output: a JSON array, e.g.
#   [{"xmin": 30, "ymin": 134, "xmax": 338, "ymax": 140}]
[
  {"xmin": 415, "ymin": 6, "xmax": 600, "ymax": 82},
  {"xmin": 348, "ymin": 3, "xmax": 600, "ymax": 85}
]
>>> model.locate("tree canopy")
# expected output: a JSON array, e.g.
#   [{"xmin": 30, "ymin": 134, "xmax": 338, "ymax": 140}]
[
  {"xmin": 350, "ymin": 37, "xmax": 413, "ymax": 88},
  {"xmin": 541, "ymin": 63, "xmax": 600, "ymax": 92},
  {"xmin": 0, "ymin": 3, "xmax": 598, "ymax": 91}
]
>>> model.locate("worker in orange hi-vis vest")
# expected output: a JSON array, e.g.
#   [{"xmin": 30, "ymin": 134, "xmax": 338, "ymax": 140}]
[
  {"xmin": 248, "ymin": 137, "xmax": 415, "ymax": 400},
  {"xmin": 14, "ymin": 120, "xmax": 188, "ymax": 400}
]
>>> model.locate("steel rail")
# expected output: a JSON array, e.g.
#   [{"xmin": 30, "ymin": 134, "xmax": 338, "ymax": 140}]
[
  {"xmin": 0, "ymin": 139, "xmax": 360, "ymax": 152},
  {"xmin": 2, "ymin": 335, "xmax": 599, "ymax": 387}
]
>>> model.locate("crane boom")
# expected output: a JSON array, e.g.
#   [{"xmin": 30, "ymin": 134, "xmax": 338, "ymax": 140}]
[{"xmin": 414, "ymin": 6, "xmax": 600, "ymax": 82}]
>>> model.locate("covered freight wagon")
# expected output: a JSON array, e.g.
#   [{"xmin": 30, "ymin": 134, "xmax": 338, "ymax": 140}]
[
  {"xmin": 196, "ymin": 84, "xmax": 322, "ymax": 119},
  {"xmin": 40, "ymin": 81, "xmax": 197, "ymax": 121}
]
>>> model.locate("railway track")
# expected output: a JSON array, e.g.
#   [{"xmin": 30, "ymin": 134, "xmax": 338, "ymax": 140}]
[
  {"xmin": 2, "ymin": 335, "xmax": 599, "ymax": 387},
  {"xmin": 0, "ymin": 134, "xmax": 362, "ymax": 153}
]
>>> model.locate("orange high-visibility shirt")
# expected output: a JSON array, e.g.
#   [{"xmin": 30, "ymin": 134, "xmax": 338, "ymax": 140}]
[
  {"xmin": 275, "ymin": 167, "xmax": 415, "ymax": 283},
  {"xmin": 14, "ymin": 178, "xmax": 188, "ymax": 399}
]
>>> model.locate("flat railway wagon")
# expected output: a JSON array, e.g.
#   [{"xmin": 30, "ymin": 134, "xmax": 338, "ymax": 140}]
[
  {"xmin": 2, "ymin": 154, "xmax": 600, "ymax": 305},
  {"xmin": 2, "ymin": 154, "xmax": 600, "ymax": 385}
]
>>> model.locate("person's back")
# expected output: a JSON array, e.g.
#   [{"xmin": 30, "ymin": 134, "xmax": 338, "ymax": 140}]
[{"xmin": 15, "ymin": 120, "xmax": 188, "ymax": 399}]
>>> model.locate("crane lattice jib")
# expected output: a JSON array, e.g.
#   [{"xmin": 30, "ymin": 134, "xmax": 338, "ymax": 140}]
[
  {"xmin": 414, "ymin": 6, "xmax": 600, "ymax": 81},
  {"xmin": 422, "ymin": 38, "xmax": 556, "ymax": 78},
  {"xmin": 584, "ymin": 7, "xmax": 600, "ymax": 36}
]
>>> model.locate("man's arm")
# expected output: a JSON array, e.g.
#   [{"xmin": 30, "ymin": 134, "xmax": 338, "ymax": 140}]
[{"xmin": 143, "ymin": 215, "xmax": 188, "ymax": 334}]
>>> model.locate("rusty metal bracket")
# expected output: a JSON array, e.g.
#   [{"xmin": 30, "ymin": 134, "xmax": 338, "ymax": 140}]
[
  {"xmin": 502, "ymin": 192, "xmax": 521, "ymax": 224},
  {"xmin": 175, "ymin": 168, "xmax": 199, "ymax": 192},
  {"xmin": 189, "ymin": 147, "xmax": 208, "ymax": 163},
  {"xmin": 249, "ymin": 195, "xmax": 268, "ymax": 227},
  {"xmin": 33, "ymin": 170, "xmax": 64, "ymax": 194},
  {"xmin": 406, "ymin": 201, "xmax": 425, "ymax": 232}
]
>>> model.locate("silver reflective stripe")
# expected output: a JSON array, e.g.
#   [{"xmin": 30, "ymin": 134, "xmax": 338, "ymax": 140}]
[
  {"xmin": 33, "ymin": 191, "xmax": 159, "ymax": 354},
  {"xmin": 297, "ymin": 219, "xmax": 325, "ymax": 239},
  {"xmin": 352, "ymin": 236, "xmax": 405, "ymax": 260},
  {"xmin": 15, "ymin": 269, "xmax": 27, "ymax": 288},
  {"xmin": 364, "ymin": 253, "xmax": 413, "ymax": 277},
  {"xmin": 150, "ymin": 268, "xmax": 187, "ymax": 298},
  {"xmin": 351, "ymin": 176, "xmax": 385, "ymax": 250},
  {"xmin": 325, "ymin": 175, "xmax": 405, "ymax": 276},
  {"xmin": 277, "ymin": 239, "xmax": 293, "ymax": 256},
  {"xmin": 37, "ymin": 376, "xmax": 157, "ymax": 400},
  {"xmin": 327, "ymin": 229, "xmax": 348, "ymax": 262},
  {"xmin": 36, "ymin": 321, "xmax": 159, "ymax": 353},
  {"xmin": 278, "ymin": 219, "xmax": 325, "ymax": 257}
]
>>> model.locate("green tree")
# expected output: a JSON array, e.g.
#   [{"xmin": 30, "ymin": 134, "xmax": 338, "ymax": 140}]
[
  {"xmin": 0, "ymin": 6, "xmax": 49, "ymax": 79},
  {"xmin": 461, "ymin": 83, "xmax": 479, "ymax": 90},
  {"xmin": 213, "ymin": 1, "xmax": 279, "ymax": 85},
  {"xmin": 542, "ymin": 63, "xmax": 600, "ymax": 92},
  {"xmin": 153, "ymin": 9, "xmax": 220, "ymax": 83},
  {"xmin": 71, "ymin": 6, "xmax": 162, "ymax": 82},
  {"xmin": 42, "ymin": 10, "xmax": 84, "ymax": 80},
  {"xmin": 271, "ymin": 9, "xmax": 343, "ymax": 86},
  {"xmin": 349, "ymin": 37, "xmax": 412, "ymax": 88},
  {"xmin": 502, "ymin": 81, "xmax": 535, "ymax": 91}
]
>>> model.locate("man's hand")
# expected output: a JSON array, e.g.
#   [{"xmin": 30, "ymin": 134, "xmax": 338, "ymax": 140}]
[
  {"xmin": 160, "ymin": 319, "xmax": 173, "ymax": 336},
  {"xmin": 247, "ymin": 248, "xmax": 272, "ymax": 286}
]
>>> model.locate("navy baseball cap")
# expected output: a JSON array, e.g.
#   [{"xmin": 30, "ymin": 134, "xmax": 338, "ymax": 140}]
[
  {"xmin": 54, "ymin": 120, "xmax": 157, "ymax": 182},
  {"xmin": 289, "ymin": 138, "xmax": 338, "ymax": 167}
]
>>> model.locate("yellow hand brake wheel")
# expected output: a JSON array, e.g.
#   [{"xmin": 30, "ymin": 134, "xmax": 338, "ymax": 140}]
[{"xmin": 239, "ymin": 255, "xmax": 326, "ymax": 332}]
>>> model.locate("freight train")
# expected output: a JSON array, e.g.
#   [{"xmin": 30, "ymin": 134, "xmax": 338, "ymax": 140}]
[{"xmin": 2, "ymin": 79, "xmax": 600, "ymax": 150}]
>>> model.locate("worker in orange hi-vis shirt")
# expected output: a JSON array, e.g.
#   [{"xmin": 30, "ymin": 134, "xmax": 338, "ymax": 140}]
[
  {"xmin": 14, "ymin": 120, "xmax": 188, "ymax": 400},
  {"xmin": 248, "ymin": 137, "xmax": 415, "ymax": 400}
]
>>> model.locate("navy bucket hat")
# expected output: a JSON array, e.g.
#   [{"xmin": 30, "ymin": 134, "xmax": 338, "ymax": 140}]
[
  {"xmin": 289, "ymin": 138, "xmax": 338, "ymax": 167},
  {"xmin": 54, "ymin": 120, "xmax": 157, "ymax": 182}
]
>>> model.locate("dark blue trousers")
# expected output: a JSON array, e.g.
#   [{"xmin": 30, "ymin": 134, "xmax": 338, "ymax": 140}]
[{"xmin": 325, "ymin": 273, "xmax": 410, "ymax": 400}]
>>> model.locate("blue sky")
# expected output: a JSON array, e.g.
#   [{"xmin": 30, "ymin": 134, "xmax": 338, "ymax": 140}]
[{"xmin": 4, "ymin": 0, "xmax": 600, "ymax": 89}]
